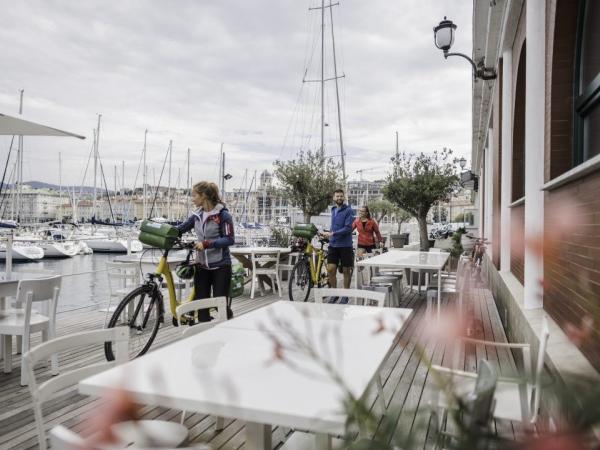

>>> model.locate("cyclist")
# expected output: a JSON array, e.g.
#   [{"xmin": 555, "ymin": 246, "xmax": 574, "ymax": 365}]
[
  {"xmin": 352, "ymin": 205, "xmax": 382, "ymax": 256},
  {"xmin": 321, "ymin": 189, "xmax": 355, "ymax": 294},
  {"xmin": 177, "ymin": 181, "xmax": 235, "ymax": 322}
]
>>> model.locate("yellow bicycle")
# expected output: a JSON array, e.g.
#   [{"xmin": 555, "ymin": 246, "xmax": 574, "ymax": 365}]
[
  {"xmin": 104, "ymin": 239, "xmax": 197, "ymax": 361},
  {"xmin": 288, "ymin": 235, "xmax": 330, "ymax": 302}
]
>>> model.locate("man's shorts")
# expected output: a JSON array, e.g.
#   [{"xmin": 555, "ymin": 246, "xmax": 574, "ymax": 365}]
[{"xmin": 327, "ymin": 246, "xmax": 354, "ymax": 268}]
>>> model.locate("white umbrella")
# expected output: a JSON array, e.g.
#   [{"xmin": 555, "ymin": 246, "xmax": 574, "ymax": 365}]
[
  {"xmin": 0, "ymin": 113, "xmax": 85, "ymax": 139},
  {"xmin": 0, "ymin": 112, "xmax": 85, "ymax": 277}
]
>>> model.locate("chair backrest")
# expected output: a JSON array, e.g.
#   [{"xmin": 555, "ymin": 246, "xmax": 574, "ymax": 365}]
[
  {"xmin": 0, "ymin": 280, "xmax": 18, "ymax": 299},
  {"xmin": 463, "ymin": 359, "xmax": 498, "ymax": 430},
  {"xmin": 313, "ymin": 288, "xmax": 386, "ymax": 307},
  {"xmin": 16, "ymin": 276, "xmax": 62, "ymax": 323},
  {"xmin": 251, "ymin": 251, "xmax": 280, "ymax": 272},
  {"xmin": 176, "ymin": 296, "xmax": 229, "ymax": 338},
  {"xmin": 24, "ymin": 327, "xmax": 129, "ymax": 450},
  {"xmin": 106, "ymin": 261, "xmax": 139, "ymax": 293},
  {"xmin": 530, "ymin": 316, "xmax": 550, "ymax": 423}
]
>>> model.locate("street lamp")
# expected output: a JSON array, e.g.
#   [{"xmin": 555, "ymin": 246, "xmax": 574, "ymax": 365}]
[
  {"xmin": 433, "ymin": 17, "xmax": 497, "ymax": 80},
  {"xmin": 458, "ymin": 157, "xmax": 467, "ymax": 171}
]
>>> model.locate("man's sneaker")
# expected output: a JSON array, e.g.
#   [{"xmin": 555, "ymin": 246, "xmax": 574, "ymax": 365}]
[
  {"xmin": 339, "ymin": 296, "xmax": 349, "ymax": 304},
  {"xmin": 327, "ymin": 296, "xmax": 339, "ymax": 304}
]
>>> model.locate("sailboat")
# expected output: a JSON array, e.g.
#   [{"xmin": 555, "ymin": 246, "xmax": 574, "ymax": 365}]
[
  {"xmin": 81, "ymin": 116, "xmax": 142, "ymax": 253},
  {"xmin": 0, "ymin": 91, "xmax": 45, "ymax": 261}
]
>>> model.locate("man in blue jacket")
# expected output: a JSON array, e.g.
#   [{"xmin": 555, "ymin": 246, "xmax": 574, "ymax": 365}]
[{"xmin": 321, "ymin": 189, "xmax": 355, "ymax": 290}]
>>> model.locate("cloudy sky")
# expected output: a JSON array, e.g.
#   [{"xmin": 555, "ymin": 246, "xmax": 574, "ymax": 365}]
[{"xmin": 0, "ymin": 0, "xmax": 472, "ymax": 190}]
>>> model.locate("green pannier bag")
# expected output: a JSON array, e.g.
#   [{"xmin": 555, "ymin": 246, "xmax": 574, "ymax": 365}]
[
  {"xmin": 229, "ymin": 258, "xmax": 245, "ymax": 298},
  {"xmin": 138, "ymin": 220, "xmax": 180, "ymax": 250},
  {"xmin": 292, "ymin": 223, "xmax": 318, "ymax": 240}
]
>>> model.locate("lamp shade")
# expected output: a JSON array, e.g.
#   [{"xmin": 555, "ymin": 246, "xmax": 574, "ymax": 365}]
[{"xmin": 433, "ymin": 17, "xmax": 457, "ymax": 52}]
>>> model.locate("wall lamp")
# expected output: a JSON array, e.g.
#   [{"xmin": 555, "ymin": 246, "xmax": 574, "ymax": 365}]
[{"xmin": 433, "ymin": 17, "xmax": 497, "ymax": 80}]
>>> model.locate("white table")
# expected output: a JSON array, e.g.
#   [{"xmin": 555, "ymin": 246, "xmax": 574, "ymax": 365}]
[
  {"xmin": 79, "ymin": 301, "xmax": 412, "ymax": 450},
  {"xmin": 357, "ymin": 250, "xmax": 450, "ymax": 318}
]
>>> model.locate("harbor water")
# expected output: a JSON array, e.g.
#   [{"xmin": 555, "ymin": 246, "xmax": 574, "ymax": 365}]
[{"xmin": 0, "ymin": 254, "xmax": 125, "ymax": 314}]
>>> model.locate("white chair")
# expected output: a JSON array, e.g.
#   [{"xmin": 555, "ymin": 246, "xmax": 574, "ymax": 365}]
[
  {"xmin": 25, "ymin": 327, "xmax": 189, "ymax": 450},
  {"xmin": 24, "ymin": 327, "xmax": 128, "ymax": 450},
  {"xmin": 313, "ymin": 287, "xmax": 388, "ymax": 417},
  {"xmin": 279, "ymin": 252, "xmax": 300, "ymax": 286},
  {"xmin": 431, "ymin": 359, "xmax": 498, "ymax": 449},
  {"xmin": 250, "ymin": 250, "xmax": 282, "ymax": 299},
  {"xmin": 0, "ymin": 276, "xmax": 61, "ymax": 385},
  {"xmin": 175, "ymin": 296, "xmax": 229, "ymax": 339},
  {"xmin": 176, "ymin": 297, "xmax": 229, "ymax": 430},
  {"xmin": 104, "ymin": 261, "xmax": 139, "ymax": 322},
  {"xmin": 430, "ymin": 317, "xmax": 550, "ymax": 426},
  {"xmin": 426, "ymin": 257, "xmax": 468, "ymax": 317},
  {"xmin": 49, "ymin": 425, "xmax": 203, "ymax": 450},
  {"xmin": 313, "ymin": 287, "xmax": 386, "ymax": 307}
]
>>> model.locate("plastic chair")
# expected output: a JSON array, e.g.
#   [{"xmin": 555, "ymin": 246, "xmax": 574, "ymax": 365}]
[
  {"xmin": 250, "ymin": 250, "xmax": 282, "ymax": 299},
  {"xmin": 313, "ymin": 287, "xmax": 388, "ymax": 415},
  {"xmin": 432, "ymin": 359, "xmax": 498, "ymax": 450},
  {"xmin": 25, "ymin": 327, "xmax": 189, "ymax": 450},
  {"xmin": 279, "ymin": 252, "xmax": 300, "ymax": 286},
  {"xmin": 49, "ymin": 425, "xmax": 210, "ymax": 450},
  {"xmin": 24, "ymin": 327, "xmax": 128, "ymax": 450},
  {"xmin": 426, "ymin": 257, "xmax": 468, "ymax": 317},
  {"xmin": 176, "ymin": 296, "xmax": 229, "ymax": 430},
  {"xmin": 0, "ymin": 276, "xmax": 61, "ymax": 385},
  {"xmin": 104, "ymin": 261, "xmax": 140, "ymax": 321},
  {"xmin": 431, "ymin": 317, "xmax": 550, "ymax": 426}
]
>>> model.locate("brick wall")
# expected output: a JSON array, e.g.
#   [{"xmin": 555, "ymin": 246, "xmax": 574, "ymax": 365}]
[{"xmin": 545, "ymin": 174, "xmax": 600, "ymax": 371}]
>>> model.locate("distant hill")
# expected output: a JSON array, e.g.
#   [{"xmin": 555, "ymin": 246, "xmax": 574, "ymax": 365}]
[{"xmin": 23, "ymin": 181, "xmax": 103, "ymax": 194}]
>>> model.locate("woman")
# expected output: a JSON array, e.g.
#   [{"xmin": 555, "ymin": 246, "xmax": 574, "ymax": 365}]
[
  {"xmin": 352, "ymin": 205, "xmax": 382, "ymax": 255},
  {"xmin": 177, "ymin": 181, "xmax": 235, "ymax": 321}
]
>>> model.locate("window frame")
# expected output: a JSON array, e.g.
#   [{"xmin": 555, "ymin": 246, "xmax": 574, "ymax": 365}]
[{"xmin": 573, "ymin": 0, "xmax": 600, "ymax": 163}]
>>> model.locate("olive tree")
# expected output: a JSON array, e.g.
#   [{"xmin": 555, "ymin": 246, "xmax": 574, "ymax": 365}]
[
  {"xmin": 369, "ymin": 199, "xmax": 411, "ymax": 232},
  {"xmin": 383, "ymin": 148, "xmax": 459, "ymax": 250},
  {"xmin": 273, "ymin": 150, "xmax": 344, "ymax": 223}
]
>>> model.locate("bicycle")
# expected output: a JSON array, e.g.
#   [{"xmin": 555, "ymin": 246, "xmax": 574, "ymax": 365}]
[
  {"xmin": 104, "ymin": 239, "xmax": 203, "ymax": 361},
  {"xmin": 288, "ymin": 235, "xmax": 330, "ymax": 302}
]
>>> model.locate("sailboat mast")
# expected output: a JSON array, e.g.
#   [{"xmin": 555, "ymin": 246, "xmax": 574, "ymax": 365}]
[
  {"xmin": 219, "ymin": 143, "xmax": 224, "ymax": 195},
  {"xmin": 143, "ymin": 129, "xmax": 147, "ymax": 219},
  {"xmin": 167, "ymin": 140, "xmax": 172, "ymax": 220},
  {"xmin": 93, "ymin": 114, "xmax": 102, "ymax": 221},
  {"xmin": 59, "ymin": 152, "xmax": 62, "ymax": 221},
  {"xmin": 16, "ymin": 89, "xmax": 23, "ymax": 223},
  {"xmin": 121, "ymin": 160, "xmax": 125, "ymax": 220},
  {"xmin": 329, "ymin": 3, "xmax": 345, "ymax": 181},
  {"xmin": 186, "ymin": 147, "xmax": 190, "ymax": 199},
  {"xmin": 320, "ymin": 0, "xmax": 325, "ymax": 157}
]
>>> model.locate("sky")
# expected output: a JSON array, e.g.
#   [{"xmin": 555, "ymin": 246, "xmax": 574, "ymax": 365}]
[{"xmin": 0, "ymin": 0, "xmax": 472, "ymax": 190}]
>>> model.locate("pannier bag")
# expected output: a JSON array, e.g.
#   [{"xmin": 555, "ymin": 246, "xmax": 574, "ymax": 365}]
[
  {"xmin": 138, "ymin": 220, "xmax": 180, "ymax": 250},
  {"xmin": 229, "ymin": 258, "xmax": 245, "ymax": 298},
  {"xmin": 292, "ymin": 223, "xmax": 318, "ymax": 240}
]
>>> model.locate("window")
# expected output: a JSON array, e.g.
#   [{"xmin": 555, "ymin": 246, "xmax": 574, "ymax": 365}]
[{"xmin": 574, "ymin": 0, "xmax": 600, "ymax": 162}]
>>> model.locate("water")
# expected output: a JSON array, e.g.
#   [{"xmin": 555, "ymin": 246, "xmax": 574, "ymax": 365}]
[{"xmin": 0, "ymin": 254, "xmax": 117, "ymax": 314}]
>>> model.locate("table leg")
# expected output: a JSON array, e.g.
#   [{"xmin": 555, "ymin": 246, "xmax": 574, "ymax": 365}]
[{"xmin": 246, "ymin": 422, "xmax": 271, "ymax": 450}]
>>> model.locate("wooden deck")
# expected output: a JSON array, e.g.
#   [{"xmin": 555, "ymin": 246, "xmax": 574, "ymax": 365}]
[{"xmin": 0, "ymin": 275, "xmax": 519, "ymax": 449}]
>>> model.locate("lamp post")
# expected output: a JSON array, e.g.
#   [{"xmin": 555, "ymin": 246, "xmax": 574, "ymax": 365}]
[{"xmin": 433, "ymin": 17, "xmax": 497, "ymax": 80}]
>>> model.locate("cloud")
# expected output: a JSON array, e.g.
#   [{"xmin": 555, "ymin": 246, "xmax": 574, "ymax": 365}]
[{"xmin": 0, "ymin": 0, "xmax": 472, "ymax": 189}]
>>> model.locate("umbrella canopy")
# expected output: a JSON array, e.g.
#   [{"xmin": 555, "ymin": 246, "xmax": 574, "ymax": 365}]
[{"xmin": 0, "ymin": 113, "xmax": 85, "ymax": 139}]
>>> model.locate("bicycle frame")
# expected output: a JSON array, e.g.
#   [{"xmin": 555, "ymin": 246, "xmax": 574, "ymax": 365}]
[
  {"xmin": 304, "ymin": 240, "xmax": 327, "ymax": 285},
  {"xmin": 152, "ymin": 248, "xmax": 196, "ymax": 317}
]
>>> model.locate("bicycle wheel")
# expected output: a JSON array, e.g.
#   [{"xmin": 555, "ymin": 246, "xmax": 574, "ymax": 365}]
[
  {"xmin": 104, "ymin": 284, "xmax": 164, "ymax": 361},
  {"xmin": 288, "ymin": 258, "xmax": 313, "ymax": 302}
]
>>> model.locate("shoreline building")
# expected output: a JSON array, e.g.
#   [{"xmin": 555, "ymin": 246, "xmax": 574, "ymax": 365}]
[{"xmin": 471, "ymin": 0, "xmax": 600, "ymax": 383}]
